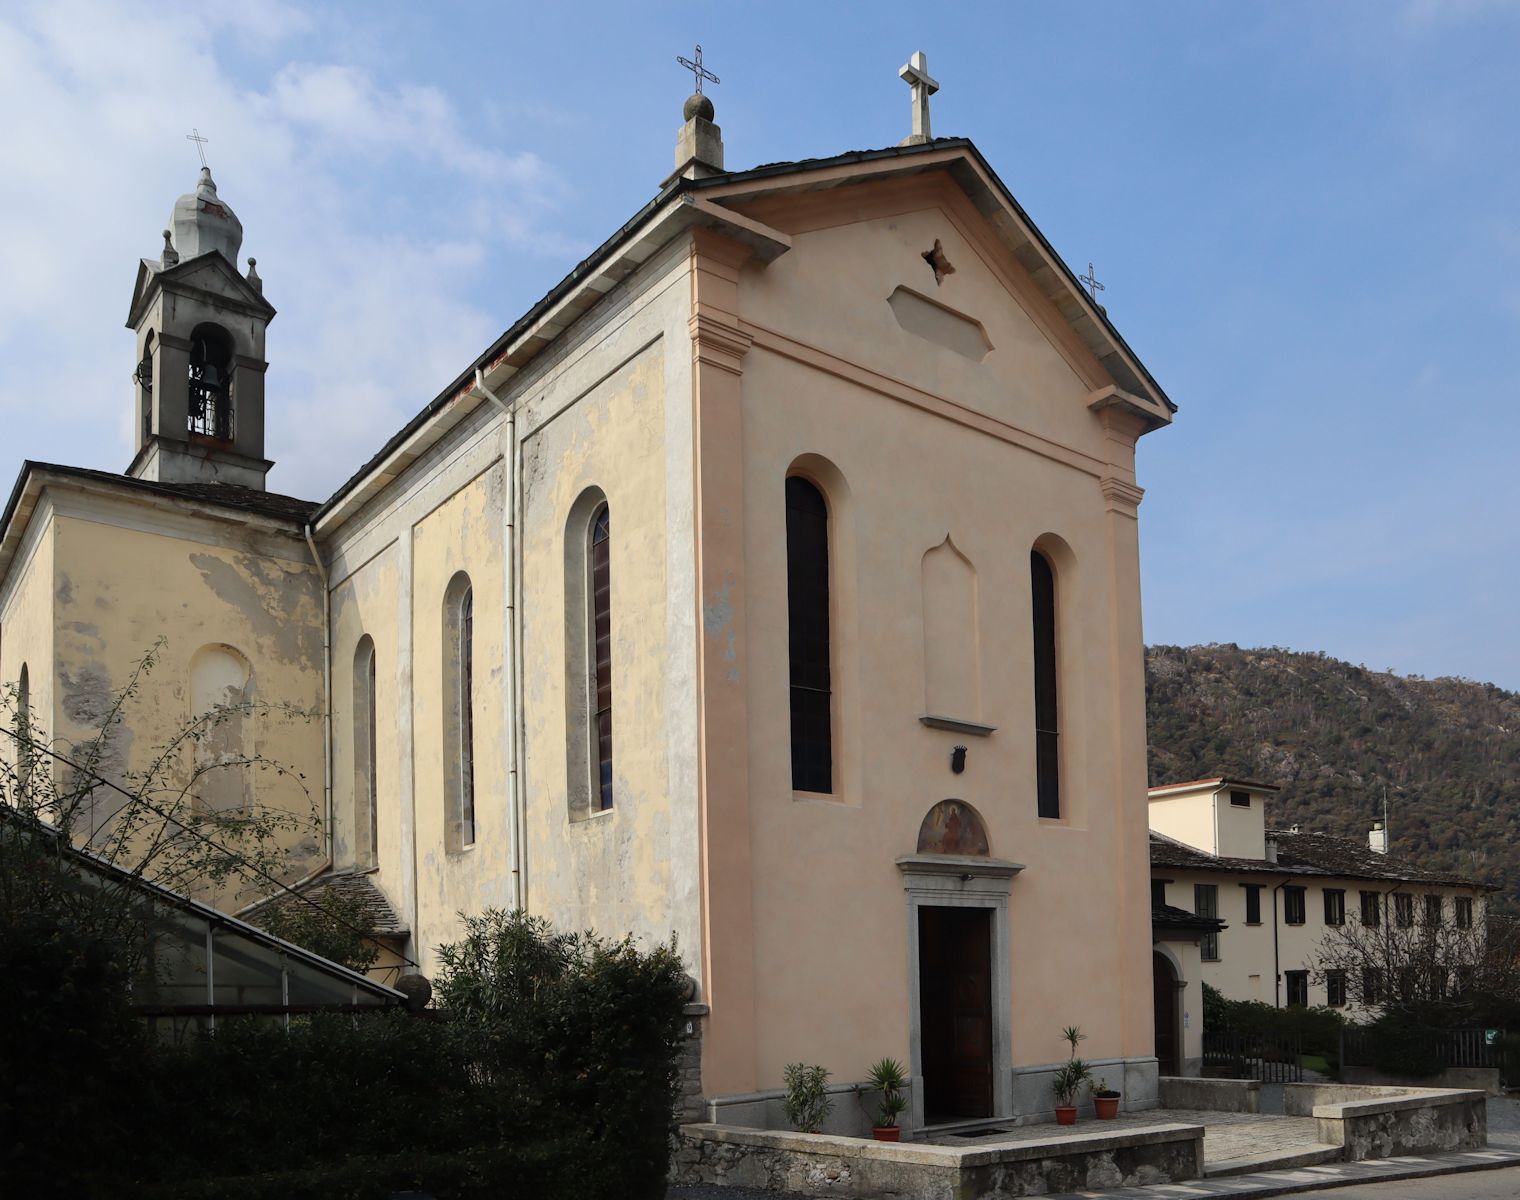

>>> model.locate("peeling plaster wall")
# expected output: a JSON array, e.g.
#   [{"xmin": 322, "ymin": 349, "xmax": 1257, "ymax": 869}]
[
  {"xmin": 0, "ymin": 505, "xmax": 56, "ymax": 778},
  {"xmin": 712, "ymin": 188, "xmax": 1158, "ymax": 1098},
  {"xmin": 41, "ymin": 505, "xmax": 325, "ymax": 893},
  {"xmin": 319, "ymin": 240, "xmax": 699, "ymax": 975}
]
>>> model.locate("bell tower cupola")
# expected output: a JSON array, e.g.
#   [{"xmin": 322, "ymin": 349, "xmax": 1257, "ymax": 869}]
[{"xmin": 126, "ymin": 166, "xmax": 276, "ymax": 490}]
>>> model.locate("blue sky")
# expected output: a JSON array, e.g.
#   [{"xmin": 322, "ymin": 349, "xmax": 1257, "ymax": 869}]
[{"xmin": 2, "ymin": 1, "xmax": 1517, "ymax": 688}]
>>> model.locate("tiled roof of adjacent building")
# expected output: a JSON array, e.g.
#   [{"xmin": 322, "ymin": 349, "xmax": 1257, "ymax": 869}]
[
  {"xmin": 242, "ymin": 869, "xmax": 408, "ymax": 937},
  {"xmin": 10, "ymin": 460, "xmax": 319, "ymax": 526},
  {"xmin": 1149, "ymin": 829, "xmax": 1495, "ymax": 891},
  {"xmin": 1152, "ymin": 900, "xmax": 1226, "ymax": 933}
]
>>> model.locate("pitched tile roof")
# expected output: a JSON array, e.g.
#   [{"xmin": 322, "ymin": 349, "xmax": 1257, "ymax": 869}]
[
  {"xmin": 243, "ymin": 870, "xmax": 408, "ymax": 937},
  {"xmin": 1149, "ymin": 830, "xmax": 1494, "ymax": 890},
  {"xmin": 1152, "ymin": 900, "xmax": 1226, "ymax": 933},
  {"xmin": 24, "ymin": 461, "xmax": 318, "ymax": 524}
]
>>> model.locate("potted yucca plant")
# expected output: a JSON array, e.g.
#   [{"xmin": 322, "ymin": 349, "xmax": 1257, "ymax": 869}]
[
  {"xmin": 1051, "ymin": 1025, "xmax": 1091, "ymax": 1126},
  {"xmin": 863, "ymin": 1057, "xmax": 909, "ymax": 1141}
]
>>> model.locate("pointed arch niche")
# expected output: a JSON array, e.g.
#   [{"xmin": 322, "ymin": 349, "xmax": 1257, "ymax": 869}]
[{"xmin": 920, "ymin": 536, "xmax": 988, "ymax": 733}]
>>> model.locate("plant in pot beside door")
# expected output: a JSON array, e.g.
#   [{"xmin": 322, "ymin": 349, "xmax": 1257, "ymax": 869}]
[
  {"xmin": 864, "ymin": 1057, "xmax": 909, "ymax": 1141},
  {"xmin": 1051, "ymin": 1025, "xmax": 1092, "ymax": 1126},
  {"xmin": 1089, "ymin": 1076, "xmax": 1121, "ymax": 1120}
]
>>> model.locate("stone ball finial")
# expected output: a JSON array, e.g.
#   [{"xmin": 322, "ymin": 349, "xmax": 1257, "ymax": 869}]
[
  {"xmin": 395, "ymin": 972, "xmax": 433, "ymax": 1012},
  {"xmin": 683, "ymin": 92, "xmax": 714, "ymax": 122}
]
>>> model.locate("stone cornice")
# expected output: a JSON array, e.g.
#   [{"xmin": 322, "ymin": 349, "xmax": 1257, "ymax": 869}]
[
  {"xmin": 689, "ymin": 311, "xmax": 753, "ymax": 376},
  {"xmin": 1101, "ymin": 476, "xmax": 1145, "ymax": 515}
]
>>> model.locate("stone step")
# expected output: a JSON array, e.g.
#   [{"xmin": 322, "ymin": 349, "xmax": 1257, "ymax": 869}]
[{"xmin": 1205, "ymin": 1142, "xmax": 1343, "ymax": 1178}]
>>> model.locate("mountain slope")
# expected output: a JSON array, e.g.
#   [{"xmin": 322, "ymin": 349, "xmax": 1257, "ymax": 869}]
[{"xmin": 1145, "ymin": 644, "xmax": 1520, "ymax": 901}]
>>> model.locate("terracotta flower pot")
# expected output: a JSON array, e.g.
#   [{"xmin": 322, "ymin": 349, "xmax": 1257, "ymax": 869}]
[
  {"xmin": 1093, "ymin": 1095, "xmax": 1120, "ymax": 1119},
  {"xmin": 1055, "ymin": 1104, "xmax": 1078, "ymax": 1125},
  {"xmin": 872, "ymin": 1126, "xmax": 902, "ymax": 1142}
]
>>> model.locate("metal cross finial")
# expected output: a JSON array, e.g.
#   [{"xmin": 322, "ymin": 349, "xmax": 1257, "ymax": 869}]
[
  {"xmin": 186, "ymin": 128, "xmax": 210, "ymax": 170},
  {"xmin": 1079, "ymin": 262, "xmax": 1105, "ymax": 302},
  {"xmin": 676, "ymin": 44, "xmax": 720, "ymax": 94}
]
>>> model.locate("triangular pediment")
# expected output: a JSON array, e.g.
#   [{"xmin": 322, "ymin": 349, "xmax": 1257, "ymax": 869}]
[
  {"xmin": 692, "ymin": 141, "xmax": 1173, "ymax": 430},
  {"xmin": 126, "ymin": 249, "xmax": 275, "ymax": 329}
]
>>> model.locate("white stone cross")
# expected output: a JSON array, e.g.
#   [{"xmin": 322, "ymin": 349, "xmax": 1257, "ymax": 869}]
[{"xmin": 898, "ymin": 51, "xmax": 940, "ymax": 145}]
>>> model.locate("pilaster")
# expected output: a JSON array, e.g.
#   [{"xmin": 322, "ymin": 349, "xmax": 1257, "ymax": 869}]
[{"xmin": 688, "ymin": 227, "xmax": 759, "ymax": 1096}]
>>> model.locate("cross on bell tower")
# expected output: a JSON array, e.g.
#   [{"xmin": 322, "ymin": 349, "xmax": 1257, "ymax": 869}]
[{"xmin": 898, "ymin": 51, "xmax": 940, "ymax": 146}]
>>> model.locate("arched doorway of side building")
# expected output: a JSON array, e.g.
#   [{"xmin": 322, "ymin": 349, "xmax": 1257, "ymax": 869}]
[{"xmin": 1152, "ymin": 950, "xmax": 1181, "ymax": 1077}]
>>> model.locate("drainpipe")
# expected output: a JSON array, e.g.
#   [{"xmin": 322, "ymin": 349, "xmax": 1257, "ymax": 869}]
[
  {"xmin": 474, "ymin": 368, "xmax": 526, "ymax": 912},
  {"xmin": 1271, "ymin": 875, "xmax": 1293, "ymax": 1008},
  {"xmin": 303, "ymin": 523, "xmax": 334, "ymax": 867}
]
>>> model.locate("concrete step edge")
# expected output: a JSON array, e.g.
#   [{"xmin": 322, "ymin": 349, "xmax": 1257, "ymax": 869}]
[{"xmin": 1204, "ymin": 1143, "xmax": 1342, "ymax": 1178}]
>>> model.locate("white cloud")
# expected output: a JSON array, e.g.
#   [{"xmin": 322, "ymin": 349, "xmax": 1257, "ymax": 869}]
[{"xmin": 0, "ymin": 0, "xmax": 587, "ymax": 500}]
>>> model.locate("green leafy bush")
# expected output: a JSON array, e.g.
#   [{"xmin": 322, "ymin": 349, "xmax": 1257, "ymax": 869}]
[{"xmin": 783, "ymin": 1062, "xmax": 833, "ymax": 1132}]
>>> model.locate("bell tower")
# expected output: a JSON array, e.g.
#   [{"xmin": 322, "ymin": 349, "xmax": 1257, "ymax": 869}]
[{"xmin": 125, "ymin": 168, "xmax": 276, "ymax": 490}]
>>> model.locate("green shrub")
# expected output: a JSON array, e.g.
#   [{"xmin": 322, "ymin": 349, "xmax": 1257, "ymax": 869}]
[
  {"xmin": 1370, "ymin": 1021, "xmax": 1444, "ymax": 1078},
  {"xmin": 783, "ymin": 1062, "xmax": 833, "ymax": 1131}
]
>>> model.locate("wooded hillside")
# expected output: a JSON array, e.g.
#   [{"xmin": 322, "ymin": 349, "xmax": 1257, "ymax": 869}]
[{"xmin": 1146, "ymin": 644, "xmax": 1520, "ymax": 903}]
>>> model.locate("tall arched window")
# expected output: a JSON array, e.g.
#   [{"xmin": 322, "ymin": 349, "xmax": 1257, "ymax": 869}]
[
  {"xmin": 443, "ymin": 574, "xmax": 475, "ymax": 849},
  {"xmin": 786, "ymin": 476, "xmax": 832, "ymax": 794},
  {"xmin": 1030, "ymin": 550, "xmax": 1060, "ymax": 818},
  {"xmin": 16, "ymin": 662, "xmax": 32, "ymax": 789},
  {"xmin": 589, "ymin": 505, "xmax": 614, "ymax": 811},
  {"xmin": 353, "ymin": 636, "xmax": 378, "ymax": 868}
]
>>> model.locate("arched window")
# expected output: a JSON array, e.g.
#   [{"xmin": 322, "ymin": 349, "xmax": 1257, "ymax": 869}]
[
  {"xmin": 15, "ymin": 662, "xmax": 32, "ymax": 789},
  {"xmin": 353, "ymin": 636, "xmax": 378, "ymax": 868},
  {"xmin": 187, "ymin": 323, "xmax": 234, "ymax": 440},
  {"xmin": 786, "ymin": 476, "xmax": 832, "ymax": 794},
  {"xmin": 443, "ymin": 574, "xmax": 475, "ymax": 849},
  {"xmin": 189, "ymin": 644, "xmax": 253, "ymax": 815},
  {"xmin": 1030, "ymin": 550, "xmax": 1060, "ymax": 818},
  {"xmin": 589, "ymin": 505, "xmax": 613, "ymax": 811}
]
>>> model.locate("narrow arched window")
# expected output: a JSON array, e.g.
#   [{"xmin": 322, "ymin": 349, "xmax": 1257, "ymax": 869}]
[
  {"xmin": 443, "ymin": 574, "xmax": 475, "ymax": 849},
  {"xmin": 589, "ymin": 505, "xmax": 613, "ymax": 811},
  {"xmin": 1031, "ymin": 550, "xmax": 1060, "ymax": 818},
  {"xmin": 353, "ymin": 636, "xmax": 378, "ymax": 868},
  {"xmin": 16, "ymin": 662, "xmax": 32, "ymax": 790},
  {"xmin": 786, "ymin": 476, "xmax": 832, "ymax": 794}
]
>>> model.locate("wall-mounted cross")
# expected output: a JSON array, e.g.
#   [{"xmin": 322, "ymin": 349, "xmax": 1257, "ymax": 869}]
[
  {"xmin": 186, "ymin": 128, "xmax": 210, "ymax": 170},
  {"xmin": 677, "ymin": 44, "xmax": 720, "ymax": 94},
  {"xmin": 1079, "ymin": 261, "xmax": 1105, "ymax": 302},
  {"xmin": 898, "ymin": 51, "xmax": 940, "ymax": 145}
]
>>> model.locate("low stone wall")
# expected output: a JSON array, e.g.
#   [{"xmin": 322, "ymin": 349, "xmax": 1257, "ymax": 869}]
[
  {"xmin": 673, "ymin": 1122, "xmax": 1204, "ymax": 1199},
  {"xmin": 1158, "ymin": 1076, "xmax": 1260, "ymax": 1113},
  {"xmin": 1282, "ymin": 1084, "xmax": 1487, "ymax": 1161},
  {"xmin": 1342, "ymin": 1065, "xmax": 1502, "ymax": 1095}
]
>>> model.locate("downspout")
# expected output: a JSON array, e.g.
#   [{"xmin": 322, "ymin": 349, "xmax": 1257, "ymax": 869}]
[
  {"xmin": 1271, "ymin": 875, "xmax": 1292, "ymax": 1008},
  {"xmin": 303, "ymin": 523, "xmax": 334, "ymax": 868},
  {"xmin": 474, "ymin": 368, "xmax": 526, "ymax": 911}
]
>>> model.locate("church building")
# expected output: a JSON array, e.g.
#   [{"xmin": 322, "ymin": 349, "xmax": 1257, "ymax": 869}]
[{"xmin": 0, "ymin": 56, "xmax": 1177, "ymax": 1132}]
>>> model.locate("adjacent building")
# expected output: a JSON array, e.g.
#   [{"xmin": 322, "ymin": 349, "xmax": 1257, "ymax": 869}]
[{"xmin": 1149, "ymin": 776, "xmax": 1494, "ymax": 1073}]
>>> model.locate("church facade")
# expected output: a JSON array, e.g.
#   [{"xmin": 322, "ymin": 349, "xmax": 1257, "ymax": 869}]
[{"xmin": 1, "ymin": 71, "xmax": 1177, "ymax": 1132}]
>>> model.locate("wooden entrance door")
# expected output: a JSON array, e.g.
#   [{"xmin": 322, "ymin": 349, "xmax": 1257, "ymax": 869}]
[
  {"xmin": 1152, "ymin": 951, "xmax": 1180, "ymax": 1076},
  {"xmin": 918, "ymin": 906, "xmax": 993, "ymax": 1120}
]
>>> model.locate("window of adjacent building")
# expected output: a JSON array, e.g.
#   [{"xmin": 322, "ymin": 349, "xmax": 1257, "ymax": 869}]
[
  {"xmin": 1394, "ymin": 893, "xmax": 1414, "ymax": 928},
  {"xmin": 443, "ymin": 573, "xmax": 476, "ymax": 850},
  {"xmin": 1285, "ymin": 970, "xmax": 1309, "ymax": 1007},
  {"xmin": 1229, "ymin": 788, "xmax": 1250, "ymax": 808},
  {"xmin": 1195, "ymin": 883, "xmax": 1219, "ymax": 961},
  {"xmin": 1326, "ymin": 969, "xmax": 1347, "ymax": 1008},
  {"xmin": 1455, "ymin": 896, "xmax": 1474, "ymax": 929},
  {"xmin": 1360, "ymin": 890, "xmax": 1381, "ymax": 927},
  {"xmin": 1455, "ymin": 965, "xmax": 1475, "ymax": 997},
  {"xmin": 785, "ymin": 477, "xmax": 832, "ymax": 794},
  {"xmin": 1424, "ymin": 894, "xmax": 1442, "ymax": 926},
  {"xmin": 1283, "ymin": 885, "xmax": 1307, "ymax": 925},
  {"xmin": 589, "ymin": 504, "xmax": 613, "ymax": 812},
  {"xmin": 1323, "ymin": 888, "xmax": 1346, "ymax": 926},
  {"xmin": 1363, "ymin": 967, "xmax": 1383, "ymax": 1004},
  {"xmin": 1151, "ymin": 879, "xmax": 1167, "ymax": 907},
  {"xmin": 1030, "ymin": 549, "xmax": 1060, "ymax": 819},
  {"xmin": 1243, "ymin": 883, "xmax": 1262, "ymax": 925},
  {"xmin": 353, "ymin": 636, "xmax": 378, "ymax": 869}
]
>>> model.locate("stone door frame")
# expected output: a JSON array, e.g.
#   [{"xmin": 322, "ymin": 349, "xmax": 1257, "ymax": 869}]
[{"xmin": 897, "ymin": 853, "xmax": 1024, "ymax": 1130}]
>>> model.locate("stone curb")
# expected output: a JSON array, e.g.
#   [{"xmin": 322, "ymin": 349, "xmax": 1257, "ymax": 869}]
[{"xmin": 1046, "ymin": 1146, "xmax": 1520, "ymax": 1198}]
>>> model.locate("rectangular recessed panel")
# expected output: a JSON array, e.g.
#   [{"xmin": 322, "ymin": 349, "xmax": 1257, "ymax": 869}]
[{"xmin": 888, "ymin": 286, "xmax": 993, "ymax": 362}]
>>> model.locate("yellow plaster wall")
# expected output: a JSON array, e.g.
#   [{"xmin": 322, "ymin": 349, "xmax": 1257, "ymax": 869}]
[
  {"xmin": 44, "ymin": 509, "xmax": 325, "ymax": 892},
  {"xmin": 410, "ymin": 463, "xmax": 515, "ymax": 962},
  {"xmin": 715, "ymin": 199, "xmax": 1157, "ymax": 1093},
  {"xmin": 520, "ymin": 343, "xmax": 683, "ymax": 948},
  {"xmin": 1149, "ymin": 793, "xmax": 1222, "ymax": 856},
  {"xmin": 0, "ymin": 514, "xmax": 56, "ymax": 775}
]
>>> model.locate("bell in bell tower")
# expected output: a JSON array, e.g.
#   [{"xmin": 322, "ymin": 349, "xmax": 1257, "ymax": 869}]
[{"xmin": 125, "ymin": 166, "xmax": 276, "ymax": 490}]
